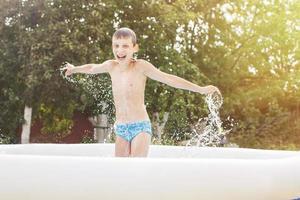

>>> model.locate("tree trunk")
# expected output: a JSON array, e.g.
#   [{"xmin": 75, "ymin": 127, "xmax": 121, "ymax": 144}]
[
  {"xmin": 88, "ymin": 102, "xmax": 112, "ymax": 143},
  {"xmin": 152, "ymin": 112, "xmax": 169, "ymax": 143},
  {"xmin": 21, "ymin": 105, "xmax": 32, "ymax": 144},
  {"xmin": 89, "ymin": 114, "xmax": 111, "ymax": 143}
]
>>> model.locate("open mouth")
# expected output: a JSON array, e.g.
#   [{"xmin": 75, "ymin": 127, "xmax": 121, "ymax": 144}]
[{"xmin": 117, "ymin": 55, "xmax": 126, "ymax": 59}]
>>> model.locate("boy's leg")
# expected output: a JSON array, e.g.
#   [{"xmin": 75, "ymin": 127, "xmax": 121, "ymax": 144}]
[
  {"xmin": 115, "ymin": 136, "xmax": 130, "ymax": 157},
  {"xmin": 130, "ymin": 132, "xmax": 151, "ymax": 157}
]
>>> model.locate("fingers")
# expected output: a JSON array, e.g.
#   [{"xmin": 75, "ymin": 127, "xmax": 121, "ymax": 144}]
[
  {"xmin": 62, "ymin": 62, "xmax": 73, "ymax": 67},
  {"xmin": 60, "ymin": 62, "xmax": 68, "ymax": 70},
  {"xmin": 214, "ymin": 88, "xmax": 221, "ymax": 96},
  {"xmin": 63, "ymin": 61, "xmax": 71, "ymax": 65},
  {"xmin": 65, "ymin": 62, "xmax": 73, "ymax": 67},
  {"xmin": 215, "ymin": 88, "xmax": 221, "ymax": 95},
  {"xmin": 216, "ymin": 87, "xmax": 222, "ymax": 95},
  {"xmin": 60, "ymin": 62, "xmax": 74, "ymax": 72},
  {"xmin": 208, "ymin": 86, "xmax": 221, "ymax": 96},
  {"xmin": 59, "ymin": 62, "xmax": 71, "ymax": 76}
]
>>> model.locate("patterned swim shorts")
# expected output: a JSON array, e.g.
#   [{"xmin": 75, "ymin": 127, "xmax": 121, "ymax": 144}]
[{"xmin": 114, "ymin": 120, "xmax": 152, "ymax": 142}]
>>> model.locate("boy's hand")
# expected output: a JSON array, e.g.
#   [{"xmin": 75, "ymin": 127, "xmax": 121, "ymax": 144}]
[
  {"xmin": 203, "ymin": 85, "xmax": 221, "ymax": 96},
  {"xmin": 61, "ymin": 62, "xmax": 75, "ymax": 76}
]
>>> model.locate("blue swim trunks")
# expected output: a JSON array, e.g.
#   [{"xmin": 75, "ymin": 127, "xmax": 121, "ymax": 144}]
[{"xmin": 114, "ymin": 120, "xmax": 152, "ymax": 142}]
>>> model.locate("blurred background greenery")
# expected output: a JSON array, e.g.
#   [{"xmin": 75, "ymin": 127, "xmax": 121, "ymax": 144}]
[{"xmin": 0, "ymin": 0, "xmax": 299, "ymax": 149}]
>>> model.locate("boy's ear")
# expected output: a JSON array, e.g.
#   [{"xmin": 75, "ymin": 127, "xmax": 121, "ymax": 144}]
[{"xmin": 133, "ymin": 44, "xmax": 139, "ymax": 53}]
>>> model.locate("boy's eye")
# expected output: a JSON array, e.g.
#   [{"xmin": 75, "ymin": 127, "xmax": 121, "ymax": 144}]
[{"xmin": 123, "ymin": 45, "xmax": 129, "ymax": 48}]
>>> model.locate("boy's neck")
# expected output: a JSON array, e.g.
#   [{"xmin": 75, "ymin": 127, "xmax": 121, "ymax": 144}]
[
  {"xmin": 117, "ymin": 58, "xmax": 136, "ymax": 68},
  {"xmin": 118, "ymin": 62, "xmax": 130, "ymax": 69}
]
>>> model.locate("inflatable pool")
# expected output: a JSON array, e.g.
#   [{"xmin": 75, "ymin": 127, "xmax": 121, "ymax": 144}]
[{"xmin": 0, "ymin": 143, "xmax": 299, "ymax": 200}]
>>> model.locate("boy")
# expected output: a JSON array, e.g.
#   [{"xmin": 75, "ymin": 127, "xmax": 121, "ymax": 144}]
[{"xmin": 63, "ymin": 27, "xmax": 220, "ymax": 157}]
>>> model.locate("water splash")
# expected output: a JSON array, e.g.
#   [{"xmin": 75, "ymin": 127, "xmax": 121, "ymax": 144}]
[
  {"xmin": 60, "ymin": 64, "xmax": 113, "ymax": 109},
  {"xmin": 59, "ymin": 63, "xmax": 115, "ymax": 142},
  {"xmin": 187, "ymin": 92, "xmax": 231, "ymax": 147}
]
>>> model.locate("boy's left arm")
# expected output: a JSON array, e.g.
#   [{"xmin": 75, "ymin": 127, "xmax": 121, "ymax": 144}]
[{"xmin": 142, "ymin": 60, "xmax": 219, "ymax": 95}]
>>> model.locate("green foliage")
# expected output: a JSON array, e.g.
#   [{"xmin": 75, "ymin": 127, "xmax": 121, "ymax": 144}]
[
  {"xmin": 37, "ymin": 103, "xmax": 75, "ymax": 139},
  {"xmin": 80, "ymin": 133, "xmax": 97, "ymax": 144},
  {"xmin": 0, "ymin": 0, "xmax": 299, "ymax": 149},
  {"xmin": 0, "ymin": 133, "xmax": 14, "ymax": 144}
]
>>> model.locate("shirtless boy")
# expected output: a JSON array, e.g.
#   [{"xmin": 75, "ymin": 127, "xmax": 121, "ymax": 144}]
[{"xmin": 63, "ymin": 27, "xmax": 220, "ymax": 157}]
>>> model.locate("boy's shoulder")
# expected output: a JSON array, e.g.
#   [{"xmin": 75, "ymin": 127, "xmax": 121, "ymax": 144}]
[
  {"xmin": 136, "ymin": 58, "xmax": 149, "ymax": 64},
  {"xmin": 135, "ymin": 59, "xmax": 153, "ymax": 68},
  {"xmin": 104, "ymin": 59, "xmax": 118, "ymax": 66}
]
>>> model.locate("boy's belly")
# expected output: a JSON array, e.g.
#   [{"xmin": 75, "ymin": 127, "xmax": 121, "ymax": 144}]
[{"xmin": 115, "ymin": 103, "xmax": 149, "ymax": 123}]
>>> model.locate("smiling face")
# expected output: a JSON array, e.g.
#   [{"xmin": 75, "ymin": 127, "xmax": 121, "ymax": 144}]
[{"xmin": 112, "ymin": 36, "xmax": 138, "ymax": 64}]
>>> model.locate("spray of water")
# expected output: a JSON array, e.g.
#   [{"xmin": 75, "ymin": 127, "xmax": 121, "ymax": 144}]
[
  {"xmin": 59, "ymin": 63, "xmax": 115, "ymax": 142},
  {"xmin": 186, "ymin": 92, "xmax": 231, "ymax": 147},
  {"xmin": 59, "ymin": 63, "xmax": 114, "ymax": 115}
]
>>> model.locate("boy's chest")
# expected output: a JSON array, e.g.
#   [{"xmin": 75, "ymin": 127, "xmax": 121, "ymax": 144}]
[{"xmin": 110, "ymin": 70, "xmax": 146, "ymax": 90}]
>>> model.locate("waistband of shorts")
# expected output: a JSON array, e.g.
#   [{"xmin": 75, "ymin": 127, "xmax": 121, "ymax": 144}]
[{"xmin": 114, "ymin": 120, "xmax": 151, "ymax": 127}]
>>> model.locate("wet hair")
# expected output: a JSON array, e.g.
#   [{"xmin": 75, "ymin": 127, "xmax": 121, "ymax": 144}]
[{"xmin": 113, "ymin": 27, "xmax": 137, "ymax": 46}]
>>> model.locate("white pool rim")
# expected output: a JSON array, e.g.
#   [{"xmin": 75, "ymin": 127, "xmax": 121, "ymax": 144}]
[{"xmin": 0, "ymin": 143, "xmax": 299, "ymax": 200}]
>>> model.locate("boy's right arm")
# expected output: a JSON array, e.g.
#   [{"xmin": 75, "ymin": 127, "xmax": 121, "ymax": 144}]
[
  {"xmin": 64, "ymin": 60, "xmax": 112, "ymax": 76},
  {"xmin": 142, "ymin": 60, "xmax": 220, "ymax": 95}
]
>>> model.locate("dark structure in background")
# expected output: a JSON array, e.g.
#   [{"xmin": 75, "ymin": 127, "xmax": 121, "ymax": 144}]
[{"xmin": 18, "ymin": 112, "xmax": 94, "ymax": 143}]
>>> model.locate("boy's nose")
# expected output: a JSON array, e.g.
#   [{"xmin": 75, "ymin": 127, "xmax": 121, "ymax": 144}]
[{"xmin": 117, "ymin": 50, "xmax": 126, "ymax": 54}]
